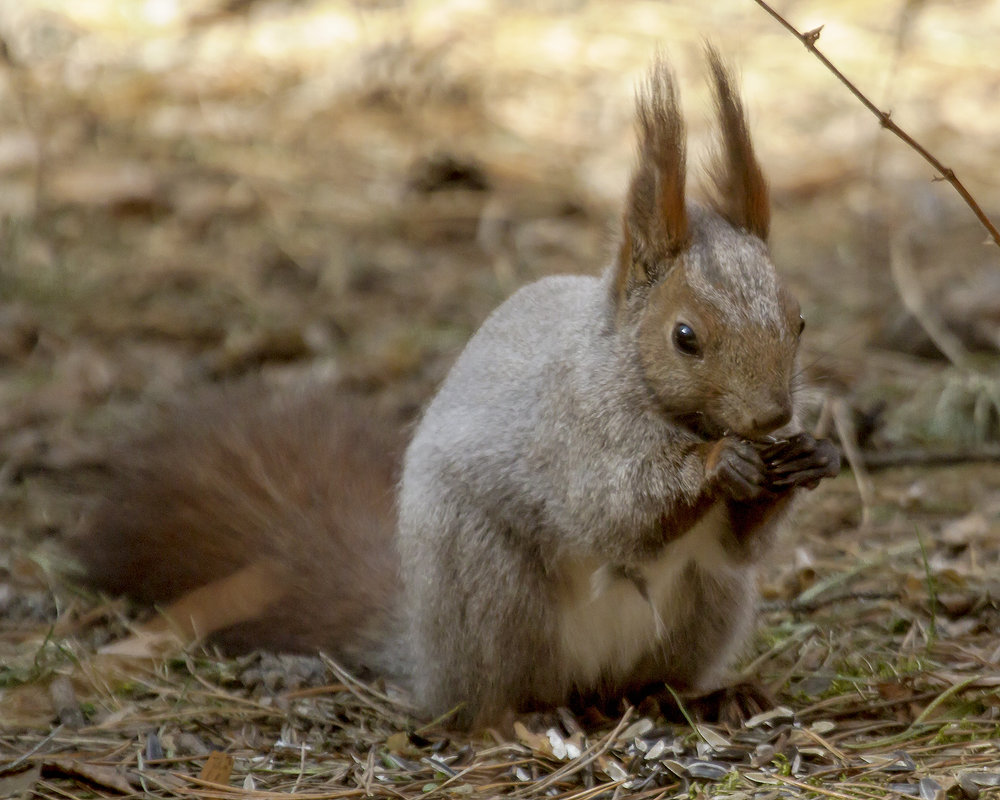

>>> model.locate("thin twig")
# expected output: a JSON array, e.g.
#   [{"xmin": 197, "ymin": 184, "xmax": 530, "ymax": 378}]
[
  {"xmin": 910, "ymin": 674, "xmax": 980, "ymax": 727},
  {"xmin": 797, "ymin": 725, "xmax": 850, "ymax": 765},
  {"xmin": 761, "ymin": 590, "xmax": 901, "ymax": 615},
  {"xmin": 740, "ymin": 621, "xmax": 817, "ymax": 677},
  {"xmin": 792, "ymin": 539, "xmax": 921, "ymax": 608},
  {"xmin": 318, "ymin": 653, "xmax": 413, "ymax": 722},
  {"xmin": 751, "ymin": 0, "xmax": 1000, "ymax": 248},
  {"xmin": 0, "ymin": 725, "xmax": 63, "ymax": 775},
  {"xmin": 832, "ymin": 398, "xmax": 874, "ymax": 527},
  {"xmin": 858, "ymin": 444, "xmax": 1000, "ymax": 470}
]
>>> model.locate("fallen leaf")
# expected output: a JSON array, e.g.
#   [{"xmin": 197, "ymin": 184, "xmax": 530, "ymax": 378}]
[
  {"xmin": 876, "ymin": 681, "xmax": 915, "ymax": 702},
  {"xmin": 512, "ymin": 721, "xmax": 552, "ymax": 756},
  {"xmin": 198, "ymin": 751, "xmax": 234, "ymax": 785},
  {"xmin": 41, "ymin": 758, "xmax": 133, "ymax": 794},
  {"xmin": 0, "ymin": 765, "xmax": 41, "ymax": 798}
]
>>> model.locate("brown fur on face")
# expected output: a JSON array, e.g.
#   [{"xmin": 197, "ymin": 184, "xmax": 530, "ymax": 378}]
[
  {"xmin": 634, "ymin": 213, "xmax": 803, "ymax": 440},
  {"xmin": 612, "ymin": 51, "xmax": 799, "ymax": 439}
]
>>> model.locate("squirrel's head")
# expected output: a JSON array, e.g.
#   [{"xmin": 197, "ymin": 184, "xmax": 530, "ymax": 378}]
[{"xmin": 613, "ymin": 48, "xmax": 803, "ymax": 442}]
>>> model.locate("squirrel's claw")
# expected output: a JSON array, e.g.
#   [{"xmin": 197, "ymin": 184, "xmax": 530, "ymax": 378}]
[
  {"xmin": 764, "ymin": 435, "xmax": 840, "ymax": 489},
  {"xmin": 707, "ymin": 437, "xmax": 771, "ymax": 502}
]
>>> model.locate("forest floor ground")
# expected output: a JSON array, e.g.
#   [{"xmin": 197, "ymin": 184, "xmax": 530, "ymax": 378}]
[{"xmin": 0, "ymin": 1, "xmax": 998, "ymax": 798}]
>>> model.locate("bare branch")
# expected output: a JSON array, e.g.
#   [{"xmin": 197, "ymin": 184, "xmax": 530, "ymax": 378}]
[{"xmin": 751, "ymin": 0, "xmax": 1000, "ymax": 249}]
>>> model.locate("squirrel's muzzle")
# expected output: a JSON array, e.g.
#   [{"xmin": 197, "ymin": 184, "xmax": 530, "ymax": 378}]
[
  {"xmin": 752, "ymin": 401, "xmax": 792, "ymax": 438},
  {"xmin": 728, "ymin": 393, "xmax": 792, "ymax": 440}
]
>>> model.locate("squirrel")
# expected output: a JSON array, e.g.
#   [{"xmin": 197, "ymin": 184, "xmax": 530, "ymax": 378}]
[{"xmin": 70, "ymin": 48, "xmax": 840, "ymax": 729}]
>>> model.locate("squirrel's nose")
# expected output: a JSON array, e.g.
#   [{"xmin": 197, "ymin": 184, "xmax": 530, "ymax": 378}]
[{"xmin": 752, "ymin": 399, "xmax": 792, "ymax": 436}]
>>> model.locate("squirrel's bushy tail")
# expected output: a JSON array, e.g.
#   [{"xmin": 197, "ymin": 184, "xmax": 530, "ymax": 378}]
[{"xmin": 70, "ymin": 382, "xmax": 405, "ymax": 678}]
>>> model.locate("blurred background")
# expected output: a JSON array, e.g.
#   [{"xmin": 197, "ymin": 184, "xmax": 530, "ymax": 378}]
[{"xmin": 1, "ymin": 0, "xmax": 999, "ymax": 599}]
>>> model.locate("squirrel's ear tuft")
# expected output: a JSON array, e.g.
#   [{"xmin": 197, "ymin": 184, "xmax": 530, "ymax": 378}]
[
  {"xmin": 616, "ymin": 57, "xmax": 689, "ymax": 304},
  {"xmin": 705, "ymin": 45, "xmax": 770, "ymax": 240}
]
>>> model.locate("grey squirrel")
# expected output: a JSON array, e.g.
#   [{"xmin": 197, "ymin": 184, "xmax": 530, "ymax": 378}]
[{"xmin": 72, "ymin": 48, "xmax": 839, "ymax": 728}]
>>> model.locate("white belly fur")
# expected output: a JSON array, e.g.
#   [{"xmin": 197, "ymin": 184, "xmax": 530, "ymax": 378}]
[{"xmin": 556, "ymin": 503, "xmax": 737, "ymax": 688}]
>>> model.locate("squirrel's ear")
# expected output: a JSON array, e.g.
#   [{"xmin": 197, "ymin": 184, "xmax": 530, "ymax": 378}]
[
  {"xmin": 615, "ymin": 58, "xmax": 688, "ymax": 303},
  {"xmin": 705, "ymin": 45, "xmax": 770, "ymax": 240}
]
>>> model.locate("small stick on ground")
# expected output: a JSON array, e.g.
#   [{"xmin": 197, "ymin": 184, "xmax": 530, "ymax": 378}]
[
  {"xmin": 859, "ymin": 445, "xmax": 1000, "ymax": 469},
  {"xmin": 831, "ymin": 398, "xmax": 875, "ymax": 527}
]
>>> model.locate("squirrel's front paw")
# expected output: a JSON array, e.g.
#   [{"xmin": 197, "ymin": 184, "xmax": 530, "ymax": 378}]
[
  {"xmin": 705, "ymin": 437, "xmax": 769, "ymax": 502},
  {"xmin": 757, "ymin": 433, "xmax": 840, "ymax": 491}
]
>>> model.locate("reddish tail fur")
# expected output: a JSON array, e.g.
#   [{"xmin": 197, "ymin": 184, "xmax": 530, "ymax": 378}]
[{"xmin": 70, "ymin": 383, "xmax": 405, "ymax": 676}]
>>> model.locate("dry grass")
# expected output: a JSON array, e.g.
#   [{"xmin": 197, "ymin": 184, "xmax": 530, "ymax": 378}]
[{"xmin": 1, "ymin": 0, "xmax": 998, "ymax": 797}]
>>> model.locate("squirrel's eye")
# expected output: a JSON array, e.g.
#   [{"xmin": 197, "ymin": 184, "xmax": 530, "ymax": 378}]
[
  {"xmin": 672, "ymin": 322, "xmax": 701, "ymax": 356},
  {"xmin": 797, "ymin": 314, "xmax": 806, "ymax": 336}
]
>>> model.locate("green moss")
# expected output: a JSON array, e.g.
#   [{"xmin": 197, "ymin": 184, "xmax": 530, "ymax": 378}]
[{"xmin": 770, "ymin": 753, "xmax": 792, "ymax": 776}]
